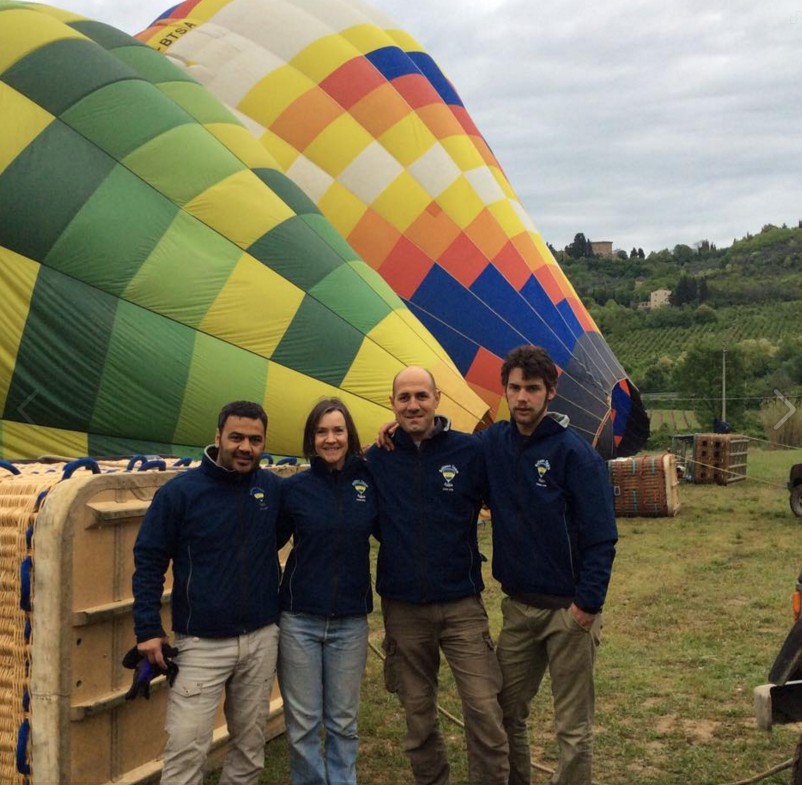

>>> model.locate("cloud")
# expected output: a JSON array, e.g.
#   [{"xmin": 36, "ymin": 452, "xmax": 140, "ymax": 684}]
[
  {"xmin": 36, "ymin": 0, "xmax": 802, "ymax": 252},
  {"xmin": 381, "ymin": 0, "xmax": 802, "ymax": 251}
]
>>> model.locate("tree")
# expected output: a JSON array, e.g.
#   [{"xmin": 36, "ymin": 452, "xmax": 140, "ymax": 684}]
[
  {"xmin": 776, "ymin": 337, "xmax": 802, "ymax": 385},
  {"xmin": 698, "ymin": 277, "xmax": 709, "ymax": 302},
  {"xmin": 567, "ymin": 232, "xmax": 593, "ymax": 259},
  {"xmin": 648, "ymin": 249, "xmax": 672, "ymax": 264},
  {"xmin": 673, "ymin": 343, "xmax": 746, "ymax": 428},
  {"xmin": 673, "ymin": 244, "xmax": 694, "ymax": 263},
  {"xmin": 639, "ymin": 356, "xmax": 675, "ymax": 392},
  {"xmin": 738, "ymin": 338, "xmax": 775, "ymax": 379},
  {"xmin": 671, "ymin": 275, "xmax": 698, "ymax": 306},
  {"xmin": 693, "ymin": 303, "xmax": 717, "ymax": 324}
]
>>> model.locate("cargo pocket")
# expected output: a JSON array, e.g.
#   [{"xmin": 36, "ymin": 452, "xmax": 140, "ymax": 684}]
[
  {"xmin": 164, "ymin": 677, "xmax": 206, "ymax": 746},
  {"xmin": 382, "ymin": 636, "xmax": 400, "ymax": 694},
  {"xmin": 172, "ymin": 679, "xmax": 203, "ymax": 699}
]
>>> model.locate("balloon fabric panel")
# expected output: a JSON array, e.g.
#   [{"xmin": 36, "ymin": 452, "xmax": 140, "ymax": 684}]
[
  {"xmin": 0, "ymin": 249, "xmax": 39, "ymax": 415},
  {"xmin": 44, "ymin": 167, "xmax": 179, "ymax": 297},
  {"xmin": 0, "ymin": 121, "xmax": 117, "ymax": 262},
  {"xmin": 5, "ymin": 267, "xmax": 118, "ymax": 432},
  {"xmin": 136, "ymin": 0, "xmax": 650, "ymax": 456},
  {"xmin": 91, "ymin": 300, "xmax": 195, "ymax": 439},
  {"xmin": 0, "ymin": 2, "xmax": 488, "ymax": 460}
]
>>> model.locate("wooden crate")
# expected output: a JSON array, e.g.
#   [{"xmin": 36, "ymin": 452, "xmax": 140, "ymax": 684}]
[
  {"xmin": 692, "ymin": 433, "xmax": 748, "ymax": 485},
  {"xmin": 608, "ymin": 453, "xmax": 680, "ymax": 517}
]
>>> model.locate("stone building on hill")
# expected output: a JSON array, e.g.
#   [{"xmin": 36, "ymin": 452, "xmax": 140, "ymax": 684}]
[
  {"xmin": 590, "ymin": 240, "xmax": 613, "ymax": 258},
  {"xmin": 650, "ymin": 288, "xmax": 672, "ymax": 309}
]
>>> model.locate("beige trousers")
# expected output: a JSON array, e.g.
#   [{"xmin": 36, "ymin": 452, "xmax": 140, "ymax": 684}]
[
  {"xmin": 160, "ymin": 624, "xmax": 279, "ymax": 785},
  {"xmin": 497, "ymin": 598, "xmax": 601, "ymax": 785}
]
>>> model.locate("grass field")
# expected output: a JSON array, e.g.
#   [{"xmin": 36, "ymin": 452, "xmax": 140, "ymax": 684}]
[
  {"xmin": 207, "ymin": 444, "xmax": 802, "ymax": 785},
  {"xmin": 647, "ymin": 409, "xmax": 702, "ymax": 433}
]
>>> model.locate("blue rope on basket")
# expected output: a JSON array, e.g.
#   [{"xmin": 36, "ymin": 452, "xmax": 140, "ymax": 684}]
[
  {"xmin": 16, "ymin": 719, "xmax": 31, "ymax": 774},
  {"xmin": 19, "ymin": 556, "xmax": 32, "ymax": 612}
]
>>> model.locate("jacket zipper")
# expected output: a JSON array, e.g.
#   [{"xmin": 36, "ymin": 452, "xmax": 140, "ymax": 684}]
[
  {"xmin": 416, "ymin": 444, "xmax": 431, "ymax": 602},
  {"xmin": 237, "ymin": 483, "xmax": 248, "ymax": 632},
  {"xmin": 329, "ymin": 471, "xmax": 345, "ymax": 614}
]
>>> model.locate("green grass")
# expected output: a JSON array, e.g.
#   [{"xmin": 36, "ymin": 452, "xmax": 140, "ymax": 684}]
[
  {"xmin": 646, "ymin": 409, "xmax": 701, "ymax": 433},
  {"xmin": 207, "ymin": 445, "xmax": 802, "ymax": 785}
]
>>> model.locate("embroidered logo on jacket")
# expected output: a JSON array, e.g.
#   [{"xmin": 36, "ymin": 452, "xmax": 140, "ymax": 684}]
[
  {"xmin": 352, "ymin": 479, "xmax": 368, "ymax": 502},
  {"xmin": 439, "ymin": 464, "xmax": 459, "ymax": 491},
  {"xmin": 250, "ymin": 486, "xmax": 269, "ymax": 510},
  {"xmin": 534, "ymin": 460, "xmax": 551, "ymax": 487}
]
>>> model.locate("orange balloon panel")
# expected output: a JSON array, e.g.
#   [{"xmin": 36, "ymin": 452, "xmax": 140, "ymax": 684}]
[{"xmin": 138, "ymin": 0, "xmax": 648, "ymax": 456}]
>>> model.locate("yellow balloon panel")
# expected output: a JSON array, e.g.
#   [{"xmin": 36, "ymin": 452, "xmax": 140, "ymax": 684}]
[
  {"xmin": 0, "ymin": 249, "xmax": 40, "ymax": 414},
  {"xmin": 0, "ymin": 3, "xmax": 490, "ymax": 462}
]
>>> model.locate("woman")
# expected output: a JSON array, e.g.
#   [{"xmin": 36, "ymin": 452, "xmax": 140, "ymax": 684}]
[{"xmin": 277, "ymin": 398, "xmax": 377, "ymax": 785}]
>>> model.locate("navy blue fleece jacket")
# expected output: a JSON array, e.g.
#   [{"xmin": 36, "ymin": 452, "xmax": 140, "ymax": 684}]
[
  {"xmin": 132, "ymin": 447, "xmax": 282, "ymax": 641},
  {"xmin": 479, "ymin": 414, "xmax": 617, "ymax": 614},
  {"xmin": 278, "ymin": 455, "xmax": 376, "ymax": 616},
  {"xmin": 366, "ymin": 416, "xmax": 487, "ymax": 603}
]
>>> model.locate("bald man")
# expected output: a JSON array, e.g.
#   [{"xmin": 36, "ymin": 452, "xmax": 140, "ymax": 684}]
[{"xmin": 366, "ymin": 367, "xmax": 508, "ymax": 785}]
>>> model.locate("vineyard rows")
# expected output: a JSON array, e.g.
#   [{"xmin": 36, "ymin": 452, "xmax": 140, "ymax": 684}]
[
  {"xmin": 607, "ymin": 301, "xmax": 802, "ymax": 366},
  {"xmin": 647, "ymin": 409, "xmax": 701, "ymax": 432}
]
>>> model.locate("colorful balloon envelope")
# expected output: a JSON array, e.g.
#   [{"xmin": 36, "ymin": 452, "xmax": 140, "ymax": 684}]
[
  {"xmin": 0, "ymin": 1, "xmax": 489, "ymax": 460},
  {"xmin": 137, "ymin": 0, "xmax": 649, "ymax": 457}
]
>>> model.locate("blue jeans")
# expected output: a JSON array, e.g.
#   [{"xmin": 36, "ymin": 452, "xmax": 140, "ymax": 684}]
[{"xmin": 277, "ymin": 612, "xmax": 369, "ymax": 785}]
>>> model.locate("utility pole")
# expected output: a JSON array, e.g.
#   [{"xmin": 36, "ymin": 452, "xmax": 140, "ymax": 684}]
[{"xmin": 721, "ymin": 348, "xmax": 727, "ymax": 422}]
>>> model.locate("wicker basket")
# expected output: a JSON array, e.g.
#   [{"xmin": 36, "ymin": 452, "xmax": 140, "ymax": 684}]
[
  {"xmin": 691, "ymin": 433, "xmax": 748, "ymax": 485},
  {"xmin": 608, "ymin": 453, "xmax": 680, "ymax": 518}
]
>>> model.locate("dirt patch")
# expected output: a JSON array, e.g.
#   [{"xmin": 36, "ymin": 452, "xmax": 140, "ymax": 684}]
[
  {"xmin": 626, "ymin": 760, "xmax": 667, "ymax": 779},
  {"xmin": 654, "ymin": 714, "xmax": 721, "ymax": 744},
  {"xmin": 655, "ymin": 716, "xmax": 675, "ymax": 735},
  {"xmin": 654, "ymin": 715, "xmax": 719, "ymax": 743},
  {"xmin": 682, "ymin": 718, "xmax": 719, "ymax": 742}
]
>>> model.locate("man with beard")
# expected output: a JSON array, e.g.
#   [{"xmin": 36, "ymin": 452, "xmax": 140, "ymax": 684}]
[
  {"xmin": 479, "ymin": 346, "xmax": 617, "ymax": 785},
  {"xmin": 132, "ymin": 400, "xmax": 282, "ymax": 785}
]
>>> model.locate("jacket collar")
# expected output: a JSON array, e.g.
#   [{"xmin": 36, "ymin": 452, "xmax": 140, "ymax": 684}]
[
  {"xmin": 392, "ymin": 414, "xmax": 451, "ymax": 450},
  {"xmin": 309, "ymin": 453, "xmax": 364, "ymax": 477},
  {"xmin": 201, "ymin": 445, "xmax": 260, "ymax": 483},
  {"xmin": 510, "ymin": 411, "xmax": 569, "ymax": 443}
]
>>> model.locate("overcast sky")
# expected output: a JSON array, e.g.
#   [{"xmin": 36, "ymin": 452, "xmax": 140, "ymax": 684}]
[{"xmin": 41, "ymin": 0, "xmax": 802, "ymax": 254}]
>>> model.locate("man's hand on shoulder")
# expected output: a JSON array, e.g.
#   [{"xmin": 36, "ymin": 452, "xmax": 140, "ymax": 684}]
[{"xmin": 375, "ymin": 421, "xmax": 398, "ymax": 451}]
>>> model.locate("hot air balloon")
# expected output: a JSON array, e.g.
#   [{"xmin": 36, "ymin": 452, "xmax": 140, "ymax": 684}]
[
  {"xmin": 0, "ymin": 1, "xmax": 488, "ymax": 461},
  {"xmin": 137, "ymin": 0, "xmax": 649, "ymax": 458}
]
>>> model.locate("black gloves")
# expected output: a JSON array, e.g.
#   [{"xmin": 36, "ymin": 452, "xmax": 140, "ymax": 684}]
[{"xmin": 122, "ymin": 643, "xmax": 180, "ymax": 700}]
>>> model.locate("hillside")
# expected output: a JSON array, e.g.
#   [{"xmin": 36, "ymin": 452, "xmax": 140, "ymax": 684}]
[
  {"xmin": 554, "ymin": 224, "xmax": 802, "ymax": 443},
  {"xmin": 555, "ymin": 224, "xmax": 802, "ymax": 389},
  {"xmin": 603, "ymin": 300, "xmax": 802, "ymax": 383},
  {"xmin": 559, "ymin": 224, "xmax": 802, "ymax": 308}
]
